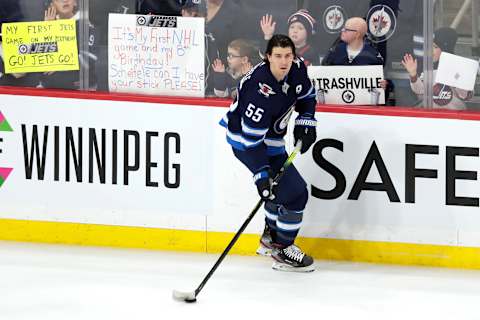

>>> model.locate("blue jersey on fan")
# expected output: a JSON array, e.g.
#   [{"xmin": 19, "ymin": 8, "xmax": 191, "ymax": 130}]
[{"xmin": 219, "ymin": 58, "xmax": 317, "ymax": 172}]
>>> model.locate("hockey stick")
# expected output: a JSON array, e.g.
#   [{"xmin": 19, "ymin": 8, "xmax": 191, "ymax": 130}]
[{"xmin": 173, "ymin": 142, "xmax": 302, "ymax": 303}]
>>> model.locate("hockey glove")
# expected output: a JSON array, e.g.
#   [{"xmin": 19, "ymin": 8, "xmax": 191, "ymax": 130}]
[
  {"xmin": 293, "ymin": 114, "xmax": 317, "ymax": 154},
  {"xmin": 253, "ymin": 168, "xmax": 275, "ymax": 200}
]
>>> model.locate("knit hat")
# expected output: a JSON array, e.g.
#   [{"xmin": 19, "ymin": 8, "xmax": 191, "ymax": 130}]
[
  {"xmin": 288, "ymin": 9, "xmax": 316, "ymax": 38},
  {"xmin": 433, "ymin": 27, "xmax": 458, "ymax": 54},
  {"xmin": 182, "ymin": 0, "xmax": 202, "ymax": 10}
]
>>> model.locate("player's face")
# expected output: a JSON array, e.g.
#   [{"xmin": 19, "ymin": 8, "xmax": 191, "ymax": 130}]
[
  {"xmin": 267, "ymin": 46, "xmax": 294, "ymax": 81},
  {"xmin": 52, "ymin": 0, "xmax": 76, "ymax": 17},
  {"xmin": 288, "ymin": 22, "xmax": 307, "ymax": 46}
]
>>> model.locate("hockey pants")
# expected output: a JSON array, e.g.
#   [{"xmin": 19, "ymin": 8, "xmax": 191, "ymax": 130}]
[{"xmin": 233, "ymin": 148, "xmax": 308, "ymax": 246}]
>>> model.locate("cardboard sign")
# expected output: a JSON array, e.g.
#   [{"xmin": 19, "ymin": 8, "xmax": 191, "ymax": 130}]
[
  {"xmin": 108, "ymin": 14, "xmax": 205, "ymax": 97},
  {"xmin": 1, "ymin": 19, "xmax": 79, "ymax": 74},
  {"xmin": 436, "ymin": 52, "xmax": 479, "ymax": 91},
  {"xmin": 308, "ymin": 65, "xmax": 385, "ymax": 105}
]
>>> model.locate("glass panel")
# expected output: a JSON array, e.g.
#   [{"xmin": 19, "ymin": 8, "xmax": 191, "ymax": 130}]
[
  {"xmin": 429, "ymin": 0, "xmax": 480, "ymax": 111},
  {"xmin": 0, "ymin": 0, "xmax": 87, "ymax": 90},
  {"xmin": 3, "ymin": 0, "xmax": 477, "ymax": 109},
  {"xmin": 0, "ymin": 0, "xmax": 43, "ymax": 87},
  {"xmin": 305, "ymin": 0, "xmax": 425, "ymax": 107},
  {"xmin": 206, "ymin": 0, "xmax": 297, "ymax": 98}
]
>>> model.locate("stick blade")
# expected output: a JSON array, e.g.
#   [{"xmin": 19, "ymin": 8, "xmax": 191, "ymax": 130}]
[{"xmin": 172, "ymin": 289, "xmax": 197, "ymax": 303}]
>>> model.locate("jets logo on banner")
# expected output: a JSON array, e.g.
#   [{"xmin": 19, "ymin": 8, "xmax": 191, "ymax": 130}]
[
  {"xmin": 323, "ymin": 5, "xmax": 347, "ymax": 34},
  {"xmin": 367, "ymin": 5, "xmax": 396, "ymax": 43},
  {"xmin": 258, "ymin": 83, "xmax": 276, "ymax": 98},
  {"xmin": 341, "ymin": 90, "xmax": 355, "ymax": 104}
]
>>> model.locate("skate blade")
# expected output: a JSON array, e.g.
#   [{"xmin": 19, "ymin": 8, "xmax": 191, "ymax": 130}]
[
  {"xmin": 256, "ymin": 245, "xmax": 272, "ymax": 257},
  {"xmin": 272, "ymin": 261, "xmax": 315, "ymax": 273}
]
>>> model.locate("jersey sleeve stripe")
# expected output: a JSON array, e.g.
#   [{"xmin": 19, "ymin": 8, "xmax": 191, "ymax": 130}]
[
  {"xmin": 241, "ymin": 118, "xmax": 268, "ymax": 137},
  {"xmin": 219, "ymin": 115, "xmax": 228, "ymax": 128},
  {"xmin": 264, "ymin": 138, "xmax": 285, "ymax": 147},
  {"xmin": 297, "ymin": 83, "xmax": 315, "ymax": 100},
  {"xmin": 226, "ymin": 130, "xmax": 264, "ymax": 149}
]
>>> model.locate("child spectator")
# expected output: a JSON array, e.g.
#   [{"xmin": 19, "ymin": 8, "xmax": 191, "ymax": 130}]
[
  {"xmin": 212, "ymin": 38, "xmax": 260, "ymax": 99},
  {"xmin": 260, "ymin": 9, "xmax": 319, "ymax": 66},
  {"xmin": 41, "ymin": 0, "xmax": 97, "ymax": 90},
  {"xmin": 181, "ymin": 0, "xmax": 206, "ymax": 17},
  {"xmin": 401, "ymin": 27, "xmax": 472, "ymax": 110}
]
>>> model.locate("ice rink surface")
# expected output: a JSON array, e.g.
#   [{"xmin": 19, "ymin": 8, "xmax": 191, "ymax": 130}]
[{"xmin": 1, "ymin": 240, "xmax": 479, "ymax": 320}]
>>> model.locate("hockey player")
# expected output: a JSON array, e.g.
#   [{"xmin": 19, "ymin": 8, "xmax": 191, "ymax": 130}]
[{"xmin": 219, "ymin": 34, "xmax": 317, "ymax": 272}]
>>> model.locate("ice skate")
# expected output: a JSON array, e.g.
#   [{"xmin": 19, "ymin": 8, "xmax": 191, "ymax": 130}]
[
  {"xmin": 256, "ymin": 225, "xmax": 274, "ymax": 256},
  {"xmin": 271, "ymin": 244, "xmax": 315, "ymax": 272}
]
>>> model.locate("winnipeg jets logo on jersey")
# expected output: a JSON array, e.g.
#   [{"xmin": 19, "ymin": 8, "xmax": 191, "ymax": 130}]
[
  {"xmin": 273, "ymin": 105, "xmax": 295, "ymax": 134},
  {"xmin": 258, "ymin": 83, "xmax": 276, "ymax": 97},
  {"xmin": 296, "ymin": 85, "xmax": 302, "ymax": 94},
  {"xmin": 282, "ymin": 82, "xmax": 290, "ymax": 95}
]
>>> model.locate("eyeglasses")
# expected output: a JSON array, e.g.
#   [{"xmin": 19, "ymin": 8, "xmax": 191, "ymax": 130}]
[
  {"xmin": 341, "ymin": 27, "xmax": 358, "ymax": 33},
  {"xmin": 227, "ymin": 53, "xmax": 243, "ymax": 59}
]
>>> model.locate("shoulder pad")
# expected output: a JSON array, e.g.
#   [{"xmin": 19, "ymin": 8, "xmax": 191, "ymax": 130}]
[
  {"xmin": 293, "ymin": 58, "xmax": 302, "ymax": 69},
  {"xmin": 239, "ymin": 62, "xmax": 265, "ymax": 90}
]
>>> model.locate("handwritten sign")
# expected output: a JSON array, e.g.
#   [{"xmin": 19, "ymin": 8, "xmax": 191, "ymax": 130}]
[
  {"xmin": 1, "ymin": 19, "xmax": 79, "ymax": 74},
  {"xmin": 108, "ymin": 14, "xmax": 205, "ymax": 97},
  {"xmin": 308, "ymin": 65, "xmax": 385, "ymax": 105}
]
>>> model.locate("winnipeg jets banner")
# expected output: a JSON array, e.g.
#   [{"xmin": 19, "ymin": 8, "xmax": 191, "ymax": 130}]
[
  {"xmin": 308, "ymin": 65, "xmax": 385, "ymax": 105},
  {"xmin": 108, "ymin": 14, "xmax": 205, "ymax": 97},
  {"xmin": 0, "ymin": 94, "xmax": 213, "ymax": 227}
]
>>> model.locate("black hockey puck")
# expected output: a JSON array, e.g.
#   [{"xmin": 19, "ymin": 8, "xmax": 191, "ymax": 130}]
[{"xmin": 185, "ymin": 298, "xmax": 197, "ymax": 303}]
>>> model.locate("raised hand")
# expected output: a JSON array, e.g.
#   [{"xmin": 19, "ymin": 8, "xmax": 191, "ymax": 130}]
[
  {"xmin": 401, "ymin": 53, "xmax": 418, "ymax": 77},
  {"xmin": 260, "ymin": 14, "xmax": 276, "ymax": 40},
  {"xmin": 379, "ymin": 79, "xmax": 388, "ymax": 90},
  {"xmin": 44, "ymin": 4, "xmax": 57, "ymax": 21},
  {"xmin": 212, "ymin": 58, "xmax": 225, "ymax": 73}
]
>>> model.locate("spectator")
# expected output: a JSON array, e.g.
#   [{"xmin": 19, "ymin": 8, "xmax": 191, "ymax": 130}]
[
  {"xmin": 181, "ymin": 0, "xmax": 206, "ymax": 16},
  {"xmin": 322, "ymin": 16, "xmax": 389, "ymax": 102},
  {"xmin": 205, "ymin": 0, "xmax": 245, "ymax": 63},
  {"xmin": 322, "ymin": 17, "xmax": 384, "ymax": 66},
  {"xmin": 260, "ymin": 9, "xmax": 319, "ymax": 66},
  {"xmin": 401, "ymin": 27, "xmax": 472, "ymax": 110},
  {"xmin": 305, "ymin": 1, "xmax": 370, "ymax": 61},
  {"xmin": 178, "ymin": 0, "xmax": 218, "ymax": 96},
  {"xmin": 136, "ymin": 0, "xmax": 182, "ymax": 16},
  {"xmin": 89, "ymin": 0, "xmax": 135, "ymax": 91},
  {"xmin": 41, "ymin": 0, "xmax": 97, "ymax": 90},
  {"xmin": 212, "ymin": 38, "xmax": 260, "ymax": 99}
]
